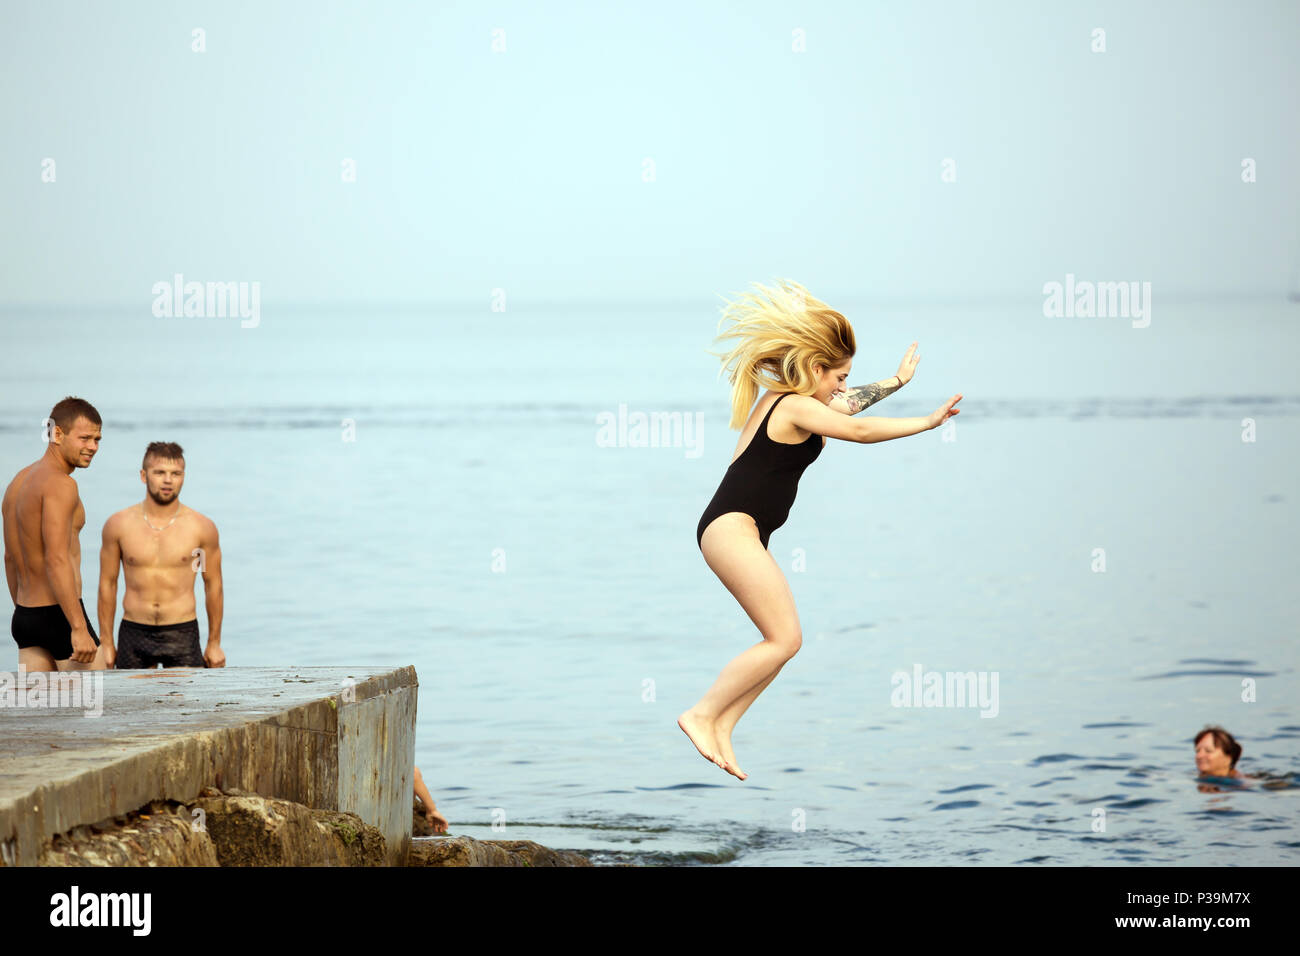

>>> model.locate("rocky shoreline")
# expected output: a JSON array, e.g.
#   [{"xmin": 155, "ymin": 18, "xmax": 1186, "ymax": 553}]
[{"xmin": 30, "ymin": 787, "xmax": 592, "ymax": 867}]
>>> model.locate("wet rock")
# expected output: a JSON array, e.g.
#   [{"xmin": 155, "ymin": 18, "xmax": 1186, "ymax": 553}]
[
  {"xmin": 34, "ymin": 792, "xmax": 384, "ymax": 866},
  {"xmin": 31, "ymin": 791, "xmax": 588, "ymax": 867},
  {"xmin": 192, "ymin": 794, "xmax": 386, "ymax": 867},
  {"xmin": 487, "ymin": 840, "xmax": 592, "ymax": 867},
  {"xmin": 409, "ymin": 835, "xmax": 591, "ymax": 867},
  {"xmin": 39, "ymin": 800, "xmax": 218, "ymax": 866}
]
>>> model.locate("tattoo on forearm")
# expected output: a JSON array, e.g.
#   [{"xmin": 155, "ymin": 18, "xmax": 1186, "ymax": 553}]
[{"xmin": 844, "ymin": 378, "xmax": 901, "ymax": 414}]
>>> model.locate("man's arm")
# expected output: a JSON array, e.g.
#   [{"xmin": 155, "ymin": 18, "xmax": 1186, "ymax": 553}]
[
  {"xmin": 413, "ymin": 766, "xmax": 448, "ymax": 832},
  {"xmin": 41, "ymin": 477, "xmax": 95, "ymax": 662},
  {"xmin": 199, "ymin": 518, "xmax": 224, "ymax": 667},
  {"xmin": 97, "ymin": 515, "xmax": 121, "ymax": 667},
  {"xmin": 413, "ymin": 766, "xmax": 435, "ymax": 810},
  {"xmin": 828, "ymin": 375, "xmax": 903, "ymax": 415},
  {"xmin": 2, "ymin": 549, "xmax": 14, "ymax": 605},
  {"xmin": 3, "ymin": 480, "xmax": 20, "ymax": 604}
]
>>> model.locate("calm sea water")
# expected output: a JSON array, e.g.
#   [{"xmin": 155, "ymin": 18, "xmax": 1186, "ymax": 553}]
[{"xmin": 1, "ymin": 301, "xmax": 1297, "ymax": 865}]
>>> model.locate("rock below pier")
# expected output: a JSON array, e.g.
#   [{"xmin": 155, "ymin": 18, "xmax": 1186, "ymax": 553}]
[
  {"xmin": 409, "ymin": 835, "xmax": 592, "ymax": 867},
  {"xmin": 38, "ymin": 789, "xmax": 386, "ymax": 867},
  {"xmin": 32, "ymin": 790, "xmax": 592, "ymax": 866}
]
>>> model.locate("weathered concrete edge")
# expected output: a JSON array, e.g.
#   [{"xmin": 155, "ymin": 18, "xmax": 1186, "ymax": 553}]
[
  {"xmin": 338, "ymin": 679, "xmax": 417, "ymax": 866},
  {"xmin": 0, "ymin": 667, "xmax": 417, "ymax": 867}
]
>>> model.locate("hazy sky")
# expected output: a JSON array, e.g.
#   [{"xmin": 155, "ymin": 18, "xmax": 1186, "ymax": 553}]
[{"xmin": 2, "ymin": 0, "xmax": 1297, "ymax": 307}]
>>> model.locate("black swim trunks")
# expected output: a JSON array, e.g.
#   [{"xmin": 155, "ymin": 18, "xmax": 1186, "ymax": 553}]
[
  {"xmin": 115, "ymin": 618, "xmax": 205, "ymax": 668},
  {"xmin": 11, "ymin": 599, "xmax": 100, "ymax": 661}
]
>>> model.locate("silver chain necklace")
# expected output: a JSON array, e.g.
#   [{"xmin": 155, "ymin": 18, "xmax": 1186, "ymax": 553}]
[{"xmin": 140, "ymin": 503, "xmax": 180, "ymax": 532}]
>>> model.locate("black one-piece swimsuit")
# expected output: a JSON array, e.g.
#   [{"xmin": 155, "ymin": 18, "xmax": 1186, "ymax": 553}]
[{"xmin": 696, "ymin": 392, "xmax": 824, "ymax": 551}]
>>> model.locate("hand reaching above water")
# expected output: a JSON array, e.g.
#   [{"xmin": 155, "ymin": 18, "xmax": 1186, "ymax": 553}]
[
  {"xmin": 896, "ymin": 341, "xmax": 920, "ymax": 386},
  {"xmin": 928, "ymin": 394, "xmax": 962, "ymax": 429}
]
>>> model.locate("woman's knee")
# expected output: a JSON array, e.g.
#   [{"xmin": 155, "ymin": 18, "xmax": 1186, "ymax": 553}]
[{"xmin": 767, "ymin": 629, "xmax": 801, "ymax": 660}]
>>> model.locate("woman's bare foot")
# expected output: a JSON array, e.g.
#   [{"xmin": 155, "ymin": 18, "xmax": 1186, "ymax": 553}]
[
  {"xmin": 715, "ymin": 726, "xmax": 748, "ymax": 781},
  {"xmin": 678, "ymin": 710, "xmax": 725, "ymax": 771}
]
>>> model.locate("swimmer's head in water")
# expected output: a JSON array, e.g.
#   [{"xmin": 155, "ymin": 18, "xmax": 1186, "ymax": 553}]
[
  {"xmin": 141, "ymin": 441, "xmax": 185, "ymax": 506},
  {"xmin": 47, "ymin": 397, "xmax": 103, "ymax": 470},
  {"xmin": 1194, "ymin": 725, "xmax": 1242, "ymax": 777}
]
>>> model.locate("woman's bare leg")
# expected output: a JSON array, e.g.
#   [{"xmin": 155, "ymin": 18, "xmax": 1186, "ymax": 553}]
[
  {"xmin": 681, "ymin": 516, "xmax": 802, "ymax": 780},
  {"xmin": 679, "ymin": 646, "xmax": 787, "ymax": 777},
  {"xmin": 713, "ymin": 665, "xmax": 785, "ymax": 776}
]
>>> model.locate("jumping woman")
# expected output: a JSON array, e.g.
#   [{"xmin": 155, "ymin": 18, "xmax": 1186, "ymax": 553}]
[{"xmin": 680, "ymin": 279, "xmax": 962, "ymax": 780}]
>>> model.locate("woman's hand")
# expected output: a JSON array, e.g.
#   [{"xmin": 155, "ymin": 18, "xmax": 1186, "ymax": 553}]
[
  {"xmin": 927, "ymin": 394, "xmax": 962, "ymax": 429},
  {"xmin": 896, "ymin": 342, "xmax": 920, "ymax": 385}
]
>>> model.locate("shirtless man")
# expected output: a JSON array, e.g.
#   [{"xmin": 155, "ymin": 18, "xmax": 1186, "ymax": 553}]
[
  {"xmin": 2, "ymin": 397, "xmax": 103, "ymax": 671},
  {"xmin": 97, "ymin": 441, "xmax": 225, "ymax": 669}
]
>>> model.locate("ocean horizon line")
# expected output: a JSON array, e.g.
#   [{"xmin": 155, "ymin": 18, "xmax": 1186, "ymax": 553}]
[
  {"xmin": 1, "ymin": 395, "xmax": 1296, "ymax": 434},
  {"xmin": 1, "ymin": 292, "xmax": 1297, "ymax": 314}
]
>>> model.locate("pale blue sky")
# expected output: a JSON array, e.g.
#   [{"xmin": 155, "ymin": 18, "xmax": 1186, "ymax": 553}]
[{"xmin": 2, "ymin": 0, "xmax": 1297, "ymax": 307}]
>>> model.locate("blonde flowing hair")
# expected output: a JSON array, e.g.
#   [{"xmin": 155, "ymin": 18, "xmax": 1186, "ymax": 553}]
[{"xmin": 708, "ymin": 279, "xmax": 856, "ymax": 429}]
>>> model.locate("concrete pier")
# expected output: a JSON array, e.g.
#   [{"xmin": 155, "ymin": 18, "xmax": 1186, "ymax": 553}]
[{"xmin": 0, "ymin": 666, "xmax": 417, "ymax": 866}]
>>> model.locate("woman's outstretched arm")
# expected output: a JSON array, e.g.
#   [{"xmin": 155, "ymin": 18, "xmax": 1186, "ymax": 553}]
[
  {"xmin": 787, "ymin": 391, "xmax": 961, "ymax": 443},
  {"xmin": 828, "ymin": 342, "xmax": 920, "ymax": 414},
  {"xmin": 829, "ymin": 376, "xmax": 902, "ymax": 414}
]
